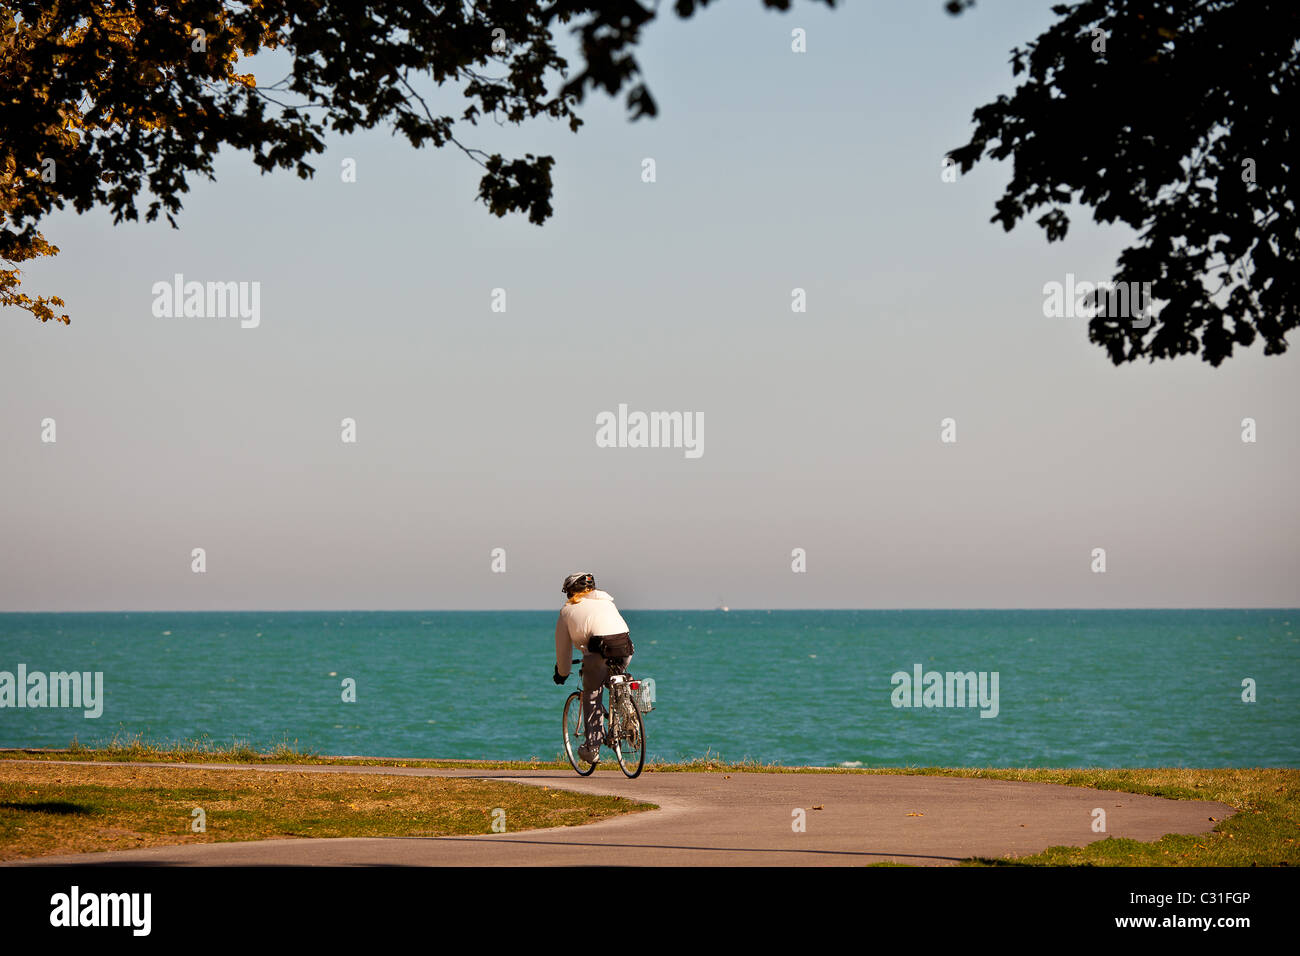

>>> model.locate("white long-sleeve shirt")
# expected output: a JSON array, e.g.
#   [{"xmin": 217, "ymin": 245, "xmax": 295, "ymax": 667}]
[{"xmin": 555, "ymin": 590, "xmax": 630, "ymax": 678}]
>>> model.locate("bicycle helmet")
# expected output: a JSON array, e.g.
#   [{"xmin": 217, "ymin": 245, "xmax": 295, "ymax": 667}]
[{"xmin": 562, "ymin": 572, "xmax": 595, "ymax": 596}]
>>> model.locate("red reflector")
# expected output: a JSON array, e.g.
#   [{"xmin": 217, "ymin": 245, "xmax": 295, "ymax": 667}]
[{"xmin": 630, "ymin": 682, "xmax": 639, "ymax": 689}]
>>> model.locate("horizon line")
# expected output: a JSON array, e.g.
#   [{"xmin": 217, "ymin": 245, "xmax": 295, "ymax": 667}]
[{"xmin": 1, "ymin": 606, "xmax": 1296, "ymax": 614}]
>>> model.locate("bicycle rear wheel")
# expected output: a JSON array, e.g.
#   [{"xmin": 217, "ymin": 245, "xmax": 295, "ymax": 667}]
[
  {"xmin": 563, "ymin": 691, "xmax": 597, "ymax": 776},
  {"xmin": 613, "ymin": 689, "xmax": 646, "ymax": 778}
]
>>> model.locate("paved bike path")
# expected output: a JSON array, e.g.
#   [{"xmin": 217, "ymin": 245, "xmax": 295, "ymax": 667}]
[{"xmin": 2, "ymin": 761, "xmax": 1234, "ymax": 866}]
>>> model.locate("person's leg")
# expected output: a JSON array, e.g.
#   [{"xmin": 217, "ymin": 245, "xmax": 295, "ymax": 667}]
[{"xmin": 581, "ymin": 650, "xmax": 607, "ymax": 754}]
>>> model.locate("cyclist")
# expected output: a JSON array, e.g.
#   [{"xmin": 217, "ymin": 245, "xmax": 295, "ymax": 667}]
[{"xmin": 553, "ymin": 572, "xmax": 632, "ymax": 764}]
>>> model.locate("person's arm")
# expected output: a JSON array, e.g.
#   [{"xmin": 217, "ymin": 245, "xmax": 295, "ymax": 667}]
[{"xmin": 555, "ymin": 614, "xmax": 571, "ymax": 679}]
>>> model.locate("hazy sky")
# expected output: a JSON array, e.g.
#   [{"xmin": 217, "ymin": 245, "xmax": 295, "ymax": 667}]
[{"xmin": 2, "ymin": 1, "xmax": 1296, "ymax": 611}]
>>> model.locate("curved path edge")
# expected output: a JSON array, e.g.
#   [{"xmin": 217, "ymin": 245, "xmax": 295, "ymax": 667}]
[{"xmin": 0, "ymin": 760, "xmax": 1236, "ymax": 867}]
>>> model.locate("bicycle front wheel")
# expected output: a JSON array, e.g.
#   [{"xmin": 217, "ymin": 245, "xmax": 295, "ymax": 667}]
[
  {"xmin": 613, "ymin": 690, "xmax": 646, "ymax": 778},
  {"xmin": 563, "ymin": 691, "xmax": 596, "ymax": 776}
]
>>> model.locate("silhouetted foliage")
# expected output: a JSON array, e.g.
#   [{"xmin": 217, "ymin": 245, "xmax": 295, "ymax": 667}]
[
  {"xmin": 949, "ymin": 0, "xmax": 1298, "ymax": 366},
  {"xmin": 0, "ymin": 0, "xmax": 834, "ymax": 323},
  {"xmin": 6, "ymin": 0, "xmax": 1291, "ymax": 368}
]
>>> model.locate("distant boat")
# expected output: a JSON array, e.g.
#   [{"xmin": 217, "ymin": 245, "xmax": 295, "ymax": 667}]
[{"xmin": 715, "ymin": 602, "xmax": 729, "ymax": 612}]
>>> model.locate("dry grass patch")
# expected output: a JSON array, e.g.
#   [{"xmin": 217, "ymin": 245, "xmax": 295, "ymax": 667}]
[{"xmin": 0, "ymin": 762, "xmax": 653, "ymax": 861}]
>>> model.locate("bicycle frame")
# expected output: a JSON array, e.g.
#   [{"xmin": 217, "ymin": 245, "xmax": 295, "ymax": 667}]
[
  {"xmin": 578, "ymin": 656, "xmax": 630, "ymax": 743},
  {"xmin": 565, "ymin": 655, "xmax": 645, "ymax": 778},
  {"xmin": 604, "ymin": 666, "xmax": 633, "ymax": 745}
]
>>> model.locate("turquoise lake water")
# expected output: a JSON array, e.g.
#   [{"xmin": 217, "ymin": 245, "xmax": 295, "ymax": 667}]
[{"xmin": 0, "ymin": 609, "xmax": 1296, "ymax": 766}]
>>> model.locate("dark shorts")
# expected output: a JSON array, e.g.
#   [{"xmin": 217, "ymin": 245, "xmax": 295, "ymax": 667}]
[{"xmin": 588, "ymin": 632, "xmax": 633, "ymax": 658}]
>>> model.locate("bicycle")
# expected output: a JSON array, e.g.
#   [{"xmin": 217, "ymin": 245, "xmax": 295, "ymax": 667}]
[{"xmin": 562, "ymin": 656, "xmax": 647, "ymax": 778}]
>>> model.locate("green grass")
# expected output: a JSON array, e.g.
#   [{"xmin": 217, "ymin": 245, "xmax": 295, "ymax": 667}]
[{"xmin": 2, "ymin": 735, "xmax": 780, "ymax": 771}]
